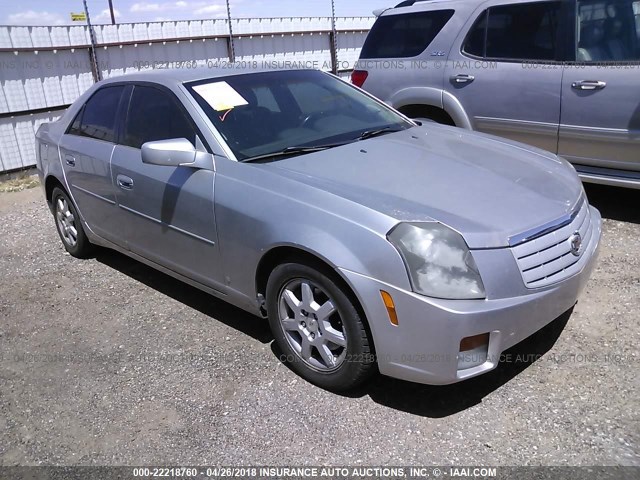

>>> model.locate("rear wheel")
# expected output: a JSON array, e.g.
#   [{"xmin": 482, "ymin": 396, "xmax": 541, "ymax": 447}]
[
  {"xmin": 266, "ymin": 262, "xmax": 375, "ymax": 391},
  {"xmin": 52, "ymin": 187, "xmax": 93, "ymax": 258}
]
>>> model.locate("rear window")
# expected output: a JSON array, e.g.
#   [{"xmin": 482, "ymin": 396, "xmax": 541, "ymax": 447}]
[{"xmin": 360, "ymin": 10, "xmax": 455, "ymax": 58}]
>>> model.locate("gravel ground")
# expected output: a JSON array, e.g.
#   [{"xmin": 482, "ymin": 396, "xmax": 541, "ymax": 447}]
[{"xmin": 0, "ymin": 183, "xmax": 638, "ymax": 466}]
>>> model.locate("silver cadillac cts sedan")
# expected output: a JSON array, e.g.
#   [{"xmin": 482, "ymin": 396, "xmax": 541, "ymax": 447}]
[{"xmin": 36, "ymin": 68, "xmax": 602, "ymax": 390}]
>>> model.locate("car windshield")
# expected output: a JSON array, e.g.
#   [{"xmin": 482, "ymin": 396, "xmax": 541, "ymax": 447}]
[{"xmin": 185, "ymin": 69, "xmax": 412, "ymax": 161}]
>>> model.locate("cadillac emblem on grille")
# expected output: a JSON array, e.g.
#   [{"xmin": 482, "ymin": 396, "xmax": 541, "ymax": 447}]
[{"xmin": 569, "ymin": 232, "xmax": 583, "ymax": 257}]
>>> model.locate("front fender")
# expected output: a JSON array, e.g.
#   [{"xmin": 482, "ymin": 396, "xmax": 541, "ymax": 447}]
[{"xmin": 214, "ymin": 161, "xmax": 412, "ymax": 303}]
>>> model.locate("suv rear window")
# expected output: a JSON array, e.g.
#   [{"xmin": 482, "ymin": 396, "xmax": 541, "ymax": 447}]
[
  {"xmin": 463, "ymin": 1, "xmax": 562, "ymax": 61},
  {"xmin": 360, "ymin": 10, "xmax": 454, "ymax": 58}
]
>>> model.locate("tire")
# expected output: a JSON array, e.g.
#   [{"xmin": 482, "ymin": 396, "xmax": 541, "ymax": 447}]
[
  {"xmin": 266, "ymin": 262, "xmax": 375, "ymax": 391},
  {"xmin": 51, "ymin": 187, "xmax": 93, "ymax": 258}
]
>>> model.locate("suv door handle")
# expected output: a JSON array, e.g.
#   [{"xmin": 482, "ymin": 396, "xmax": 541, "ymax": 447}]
[
  {"xmin": 117, "ymin": 175, "xmax": 134, "ymax": 190},
  {"xmin": 450, "ymin": 74, "xmax": 475, "ymax": 84},
  {"xmin": 572, "ymin": 80, "xmax": 606, "ymax": 90},
  {"xmin": 64, "ymin": 154, "xmax": 76, "ymax": 167}
]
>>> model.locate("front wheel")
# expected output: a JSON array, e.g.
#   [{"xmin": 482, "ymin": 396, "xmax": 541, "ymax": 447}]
[
  {"xmin": 266, "ymin": 262, "xmax": 375, "ymax": 391},
  {"xmin": 52, "ymin": 187, "xmax": 93, "ymax": 258}
]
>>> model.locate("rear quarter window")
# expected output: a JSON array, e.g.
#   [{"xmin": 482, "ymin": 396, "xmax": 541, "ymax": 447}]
[{"xmin": 360, "ymin": 9, "xmax": 455, "ymax": 58}]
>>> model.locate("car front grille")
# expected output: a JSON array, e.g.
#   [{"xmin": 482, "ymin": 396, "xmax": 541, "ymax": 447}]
[{"xmin": 511, "ymin": 198, "xmax": 593, "ymax": 289}]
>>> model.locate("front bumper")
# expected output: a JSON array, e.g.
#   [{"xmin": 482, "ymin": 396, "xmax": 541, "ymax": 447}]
[{"xmin": 340, "ymin": 207, "xmax": 602, "ymax": 385}]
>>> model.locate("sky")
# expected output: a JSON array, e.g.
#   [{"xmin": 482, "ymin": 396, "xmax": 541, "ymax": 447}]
[{"xmin": 0, "ymin": 0, "xmax": 382, "ymax": 25}]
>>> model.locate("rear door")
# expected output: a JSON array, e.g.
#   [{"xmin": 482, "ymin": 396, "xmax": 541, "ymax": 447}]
[
  {"xmin": 110, "ymin": 84, "xmax": 222, "ymax": 288},
  {"xmin": 558, "ymin": 0, "xmax": 640, "ymax": 173},
  {"xmin": 445, "ymin": 0, "xmax": 569, "ymax": 152},
  {"xmin": 58, "ymin": 85, "xmax": 127, "ymax": 242}
]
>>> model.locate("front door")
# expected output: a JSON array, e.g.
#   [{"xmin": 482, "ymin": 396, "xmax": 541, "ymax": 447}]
[
  {"xmin": 445, "ymin": 0, "xmax": 568, "ymax": 153},
  {"xmin": 559, "ymin": 0, "xmax": 640, "ymax": 172},
  {"xmin": 110, "ymin": 84, "xmax": 222, "ymax": 288}
]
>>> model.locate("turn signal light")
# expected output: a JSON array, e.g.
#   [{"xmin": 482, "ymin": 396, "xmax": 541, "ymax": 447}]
[
  {"xmin": 351, "ymin": 70, "xmax": 369, "ymax": 87},
  {"xmin": 458, "ymin": 333, "xmax": 490, "ymax": 370},
  {"xmin": 380, "ymin": 290, "xmax": 399, "ymax": 326},
  {"xmin": 460, "ymin": 333, "xmax": 490, "ymax": 352}
]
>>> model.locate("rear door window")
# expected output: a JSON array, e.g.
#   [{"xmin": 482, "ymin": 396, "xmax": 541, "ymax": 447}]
[
  {"xmin": 463, "ymin": 1, "xmax": 563, "ymax": 61},
  {"xmin": 71, "ymin": 86, "xmax": 125, "ymax": 142},
  {"xmin": 360, "ymin": 10, "xmax": 455, "ymax": 58}
]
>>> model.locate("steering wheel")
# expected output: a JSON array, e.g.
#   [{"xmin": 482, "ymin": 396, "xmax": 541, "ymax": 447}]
[{"xmin": 301, "ymin": 111, "xmax": 326, "ymax": 129}]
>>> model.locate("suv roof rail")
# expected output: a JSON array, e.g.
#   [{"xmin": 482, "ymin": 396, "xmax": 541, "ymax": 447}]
[
  {"xmin": 394, "ymin": 0, "xmax": 434, "ymax": 7},
  {"xmin": 374, "ymin": 0, "xmax": 435, "ymax": 17}
]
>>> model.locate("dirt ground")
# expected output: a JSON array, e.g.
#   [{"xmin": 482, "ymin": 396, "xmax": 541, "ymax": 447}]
[{"xmin": 0, "ymin": 183, "xmax": 638, "ymax": 466}]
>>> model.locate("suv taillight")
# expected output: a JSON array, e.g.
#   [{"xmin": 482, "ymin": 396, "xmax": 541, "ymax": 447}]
[{"xmin": 351, "ymin": 70, "xmax": 369, "ymax": 88}]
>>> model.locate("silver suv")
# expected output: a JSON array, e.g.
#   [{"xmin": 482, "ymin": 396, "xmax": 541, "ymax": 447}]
[{"xmin": 354, "ymin": 0, "xmax": 640, "ymax": 189}]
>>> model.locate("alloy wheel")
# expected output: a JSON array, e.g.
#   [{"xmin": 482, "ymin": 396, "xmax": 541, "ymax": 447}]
[
  {"xmin": 277, "ymin": 278, "xmax": 348, "ymax": 371},
  {"xmin": 55, "ymin": 197, "xmax": 78, "ymax": 247}
]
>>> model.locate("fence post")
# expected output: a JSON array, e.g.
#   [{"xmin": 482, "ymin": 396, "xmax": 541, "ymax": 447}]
[
  {"xmin": 329, "ymin": 0, "xmax": 338, "ymax": 74},
  {"xmin": 226, "ymin": 0, "xmax": 236, "ymax": 63},
  {"xmin": 108, "ymin": 0, "xmax": 117, "ymax": 24},
  {"xmin": 83, "ymin": 0, "xmax": 102, "ymax": 82}
]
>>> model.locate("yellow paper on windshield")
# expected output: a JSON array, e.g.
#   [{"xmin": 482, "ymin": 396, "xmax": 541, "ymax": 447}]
[{"xmin": 193, "ymin": 81, "xmax": 248, "ymax": 111}]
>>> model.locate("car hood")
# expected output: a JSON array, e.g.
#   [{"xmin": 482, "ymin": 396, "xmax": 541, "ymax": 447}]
[{"xmin": 269, "ymin": 125, "xmax": 583, "ymax": 248}]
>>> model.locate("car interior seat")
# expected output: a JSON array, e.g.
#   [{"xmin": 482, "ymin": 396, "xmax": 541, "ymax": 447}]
[
  {"xmin": 578, "ymin": 23, "xmax": 609, "ymax": 61},
  {"xmin": 604, "ymin": 16, "xmax": 629, "ymax": 59}
]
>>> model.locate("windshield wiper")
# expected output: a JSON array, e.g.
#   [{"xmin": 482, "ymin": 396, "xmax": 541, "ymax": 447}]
[
  {"xmin": 356, "ymin": 126, "xmax": 406, "ymax": 141},
  {"xmin": 241, "ymin": 143, "xmax": 345, "ymax": 163},
  {"xmin": 241, "ymin": 127, "xmax": 406, "ymax": 163}
]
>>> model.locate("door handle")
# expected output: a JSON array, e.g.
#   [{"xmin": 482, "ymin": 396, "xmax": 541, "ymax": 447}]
[
  {"xmin": 450, "ymin": 74, "xmax": 475, "ymax": 84},
  {"xmin": 571, "ymin": 80, "xmax": 606, "ymax": 90},
  {"xmin": 117, "ymin": 175, "xmax": 134, "ymax": 190},
  {"xmin": 64, "ymin": 154, "xmax": 76, "ymax": 167}
]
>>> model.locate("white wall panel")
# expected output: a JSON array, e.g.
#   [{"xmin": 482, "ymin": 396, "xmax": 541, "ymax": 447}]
[
  {"xmin": 0, "ymin": 50, "xmax": 94, "ymax": 113},
  {"xmin": 235, "ymin": 32, "xmax": 332, "ymax": 66},
  {"xmin": 98, "ymin": 39, "xmax": 230, "ymax": 78},
  {"xmin": 0, "ymin": 111, "xmax": 62, "ymax": 171},
  {"xmin": 336, "ymin": 31, "xmax": 369, "ymax": 70},
  {"xmin": 0, "ymin": 27, "xmax": 12, "ymax": 48}
]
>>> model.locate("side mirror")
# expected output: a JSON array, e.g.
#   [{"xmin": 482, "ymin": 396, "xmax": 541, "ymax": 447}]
[{"xmin": 141, "ymin": 138, "xmax": 213, "ymax": 170}]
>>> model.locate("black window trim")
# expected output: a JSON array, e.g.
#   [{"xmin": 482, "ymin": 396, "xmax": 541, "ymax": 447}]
[{"xmin": 460, "ymin": 0, "xmax": 574, "ymax": 64}]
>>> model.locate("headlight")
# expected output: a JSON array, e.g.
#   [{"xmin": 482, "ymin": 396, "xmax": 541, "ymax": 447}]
[{"xmin": 388, "ymin": 223, "xmax": 486, "ymax": 300}]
